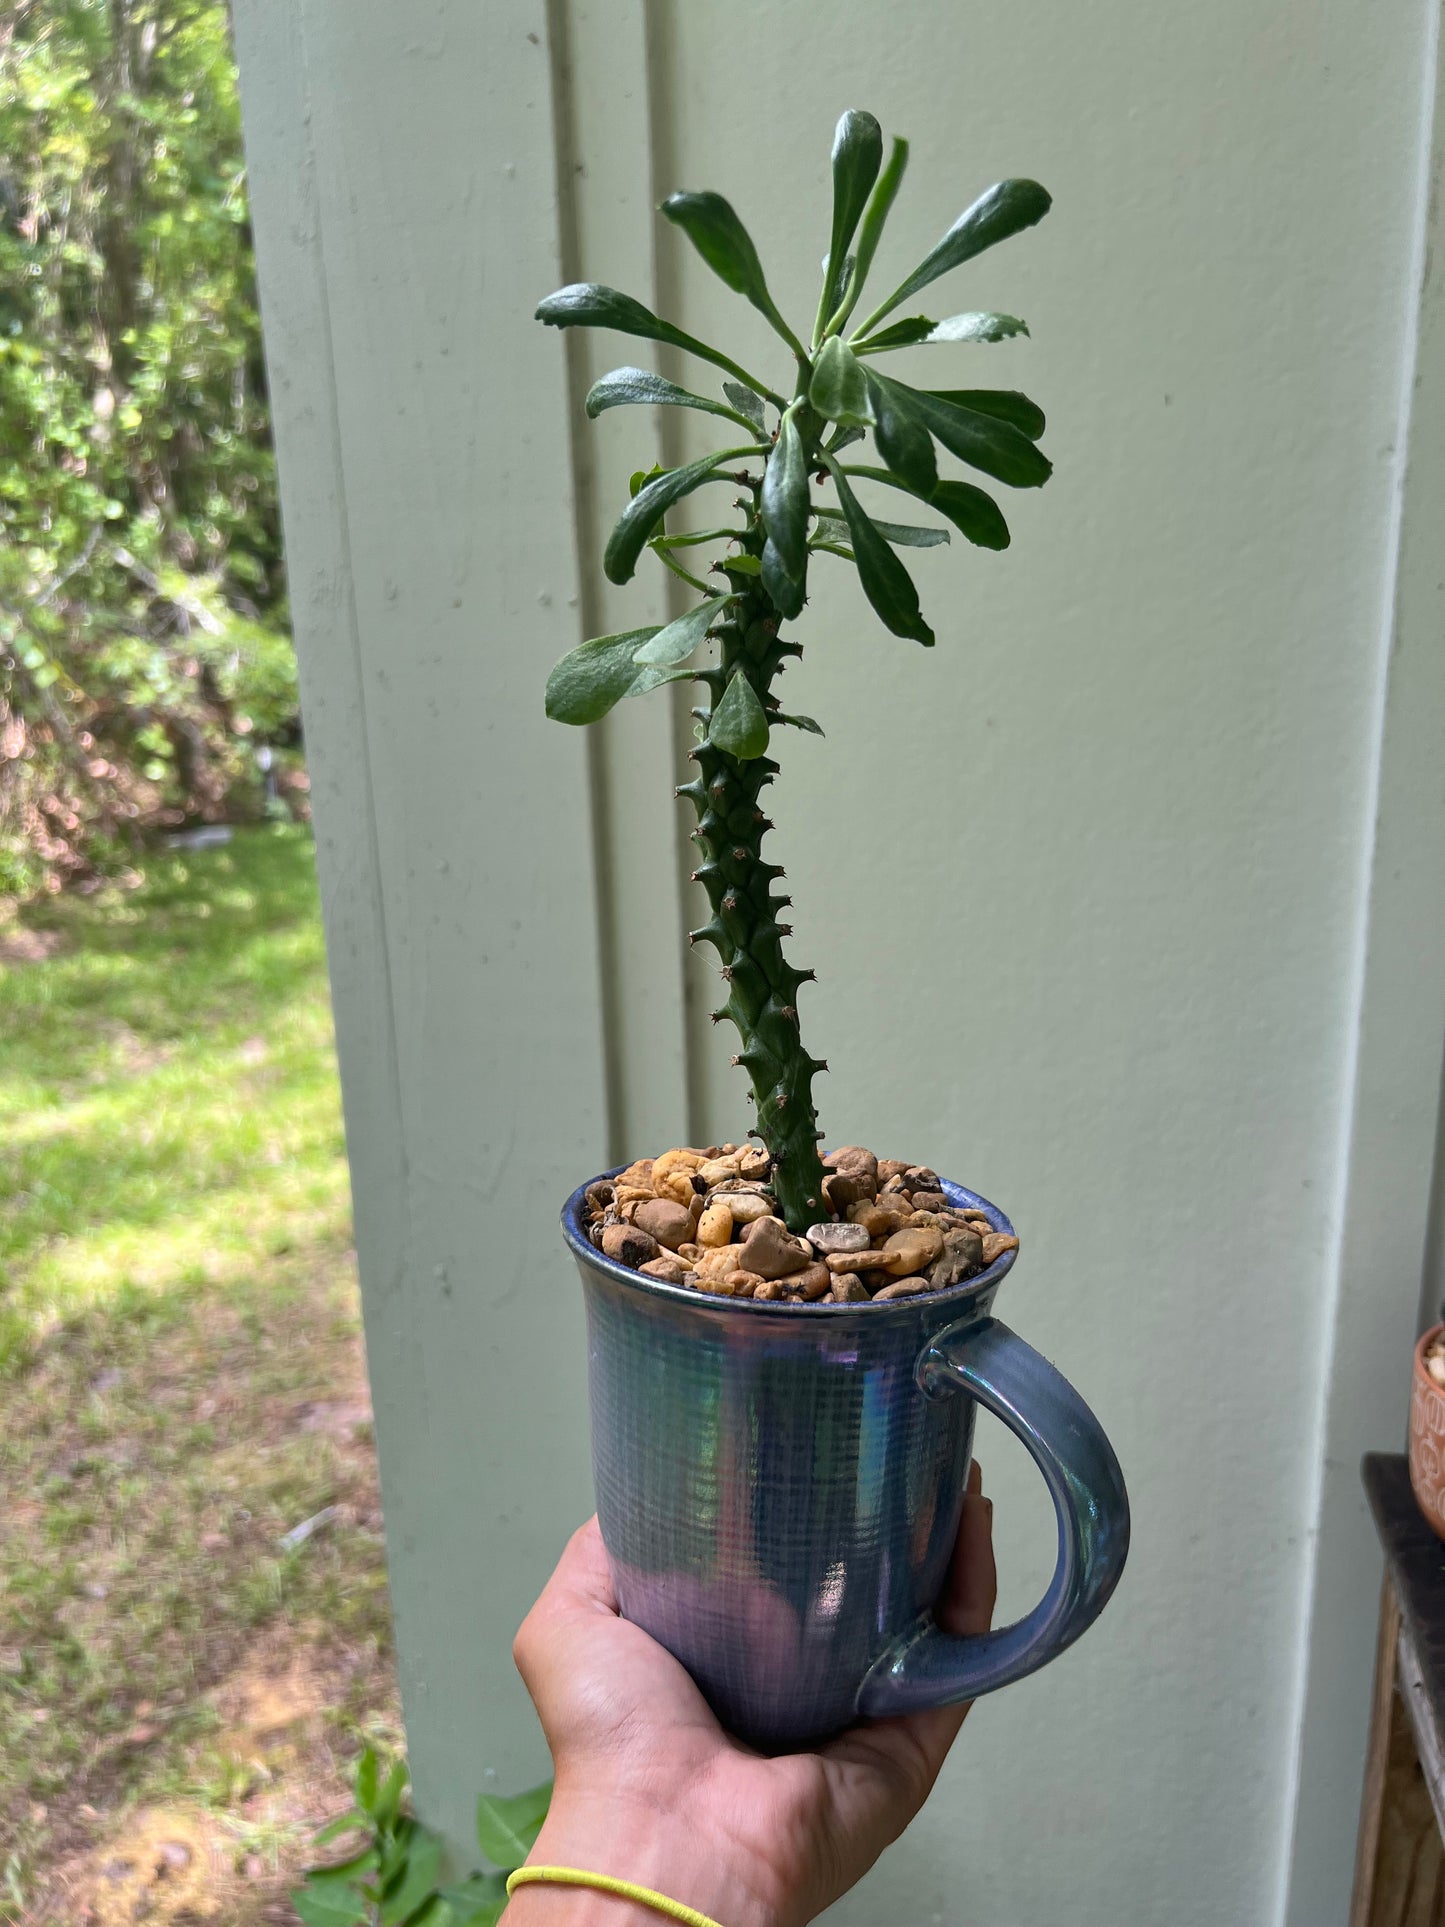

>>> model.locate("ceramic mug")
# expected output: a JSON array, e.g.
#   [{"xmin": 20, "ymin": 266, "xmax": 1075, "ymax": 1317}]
[{"xmin": 563, "ymin": 1170, "xmax": 1130, "ymax": 1750}]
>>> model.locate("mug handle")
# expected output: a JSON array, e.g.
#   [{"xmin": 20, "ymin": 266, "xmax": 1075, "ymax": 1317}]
[{"xmin": 856, "ymin": 1314, "xmax": 1130, "ymax": 1718}]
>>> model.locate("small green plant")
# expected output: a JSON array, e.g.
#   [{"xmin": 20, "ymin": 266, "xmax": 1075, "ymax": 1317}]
[
  {"xmin": 293, "ymin": 1747, "xmax": 552, "ymax": 1927},
  {"xmin": 539, "ymin": 110, "xmax": 1051, "ymax": 1229}
]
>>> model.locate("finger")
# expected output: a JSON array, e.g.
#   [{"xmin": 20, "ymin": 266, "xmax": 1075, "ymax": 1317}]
[
  {"xmin": 938, "ymin": 1462, "xmax": 996, "ymax": 1639},
  {"xmin": 818, "ymin": 1464, "xmax": 998, "ymax": 1806},
  {"xmin": 545, "ymin": 1516, "xmax": 619, "ymax": 1617}
]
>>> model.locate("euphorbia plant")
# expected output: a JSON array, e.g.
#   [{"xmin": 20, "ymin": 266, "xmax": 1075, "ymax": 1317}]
[{"xmin": 538, "ymin": 109, "xmax": 1051, "ymax": 1233}]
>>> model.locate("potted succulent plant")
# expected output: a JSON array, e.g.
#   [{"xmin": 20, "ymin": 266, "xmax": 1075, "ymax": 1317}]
[{"xmin": 537, "ymin": 110, "xmax": 1130, "ymax": 1750}]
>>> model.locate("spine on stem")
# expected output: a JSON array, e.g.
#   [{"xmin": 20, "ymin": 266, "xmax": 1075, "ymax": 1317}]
[{"xmin": 677, "ymin": 532, "xmax": 828, "ymax": 1232}]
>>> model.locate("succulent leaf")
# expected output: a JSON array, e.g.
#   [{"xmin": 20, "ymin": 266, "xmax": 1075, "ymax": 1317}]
[
  {"xmin": 818, "ymin": 110, "xmax": 883, "ymax": 335},
  {"xmin": 722, "ymin": 380, "xmax": 768, "ymax": 432},
  {"xmin": 811, "ymin": 507, "xmax": 948, "ymax": 548},
  {"xmin": 586, "ymin": 366, "xmax": 761, "ymax": 433},
  {"xmin": 827, "ymin": 135, "xmax": 909, "ymax": 334},
  {"xmin": 709, "ymin": 667, "xmax": 771, "ymax": 759},
  {"xmin": 854, "ymin": 310, "xmax": 1030, "ymax": 351},
  {"xmin": 633, "ymin": 595, "xmax": 735, "ymax": 667},
  {"xmin": 662, "ymin": 192, "xmax": 804, "ymax": 354},
  {"xmin": 760, "ymin": 408, "xmax": 811, "ymax": 586},
  {"xmin": 761, "ymin": 537, "xmax": 806, "ymax": 619},
  {"xmin": 925, "ymin": 387, "xmax": 1046, "ymax": 439},
  {"xmin": 605, "ymin": 449, "xmax": 753, "ymax": 584},
  {"xmin": 545, "ymin": 627, "xmax": 663, "ymax": 725},
  {"xmin": 864, "ymin": 371, "xmax": 936, "ymax": 493},
  {"xmin": 907, "ymin": 385, "xmax": 1051, "ymax": 489},
  {"xmin": 827, "ymin": 465, "xmax": 935, "ymax": 645},
  {"xmin": 809, "ymin": 337, "xmax": 875, "ymax": 428},
  {"xmin": 845, "ymin": 463, "xmax": 1012, "ymax": 550},
  {"xmin": 855, "ymin": 178, "xmax": 1052, "ymax": 336}
]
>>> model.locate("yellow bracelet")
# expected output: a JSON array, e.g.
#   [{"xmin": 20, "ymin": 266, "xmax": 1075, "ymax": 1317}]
[{"xmin": 505, "ymin": 1865, "xmax": 725, "ymax": 1927}]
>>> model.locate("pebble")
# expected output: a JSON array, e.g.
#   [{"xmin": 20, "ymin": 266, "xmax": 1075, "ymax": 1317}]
[
  {"xmin": 717, "ymin": 1189, "xmax": 776, "ymax": 1225},
  {"xmin": 740, "ymin": 1216, "xmax": 812, "ymax": 1279},
  {"xmin": 824, "ymin": 1145, "xmax": 879, "ymax": 1179},
  {"xmin": 638, "ymin": 1255, "xmax": 689, "ymax": 1285},
  {"xmin": 830, "ymin": 1275, "xmax": 871, "ymax": 1303},
  {"xmin": 580, "ymin": 1139, "xmax": 1020, "ymax": 1309},
  {"xmin": 929, "ymin": 1226, "xmax": 985, "ymax": 1288},
  {"xmin": 696, "ymin": 1201, "xmax": 735, "ymax": 1248},
  {"xmin": 880, "ymin": 1224, "xmax": 945, "ymax": 1276},
  {"xmin": 602, "ymin": 1223, "xmax": 659, "ymax": 1268},
  {"xmin": 1427, "ymin": 1352, "xmax": 1445, "ymax": 1386},
  {"xmin": 873, "ymin": 1276, "xmax": 935, "ymax": 1300},
  {"xmin": 633, "ymin": 1197, "xmax": 696, "ymax": 1251},
  {"xmin": 824, "ymin": 1249, "xmax": 884, "ymax": 1275},
  {"xmin": 823, "ymin": 1169, "xmax": 877, "ymax": 1214},
  {"xmin": 792, "ymin": 1262, "xmax": 832, "ymax": 1300},
  {"xmin": 980, "ymin": 1232, "xmax": 1020, "ymax": 1267},
  {"xmin": 726, "ymin": 1270, "xmax": 763, "ymax": 1297},
  {"xmin": 696, "ymin": 1243, "xmax": 747, "ymax": 1280},
  {"xmin": 806, "ymin": 1221, "xmax": 870, "ymax": 1254},
  {"xmin": 698, "ymin": 1155, "xmax": 742, "ymax": 1186}
]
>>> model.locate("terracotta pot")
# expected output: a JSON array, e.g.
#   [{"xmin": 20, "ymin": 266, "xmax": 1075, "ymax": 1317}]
[{"xmin": 1408, "ymin": 1325, "xmax": 1445, "ymax": 1538}]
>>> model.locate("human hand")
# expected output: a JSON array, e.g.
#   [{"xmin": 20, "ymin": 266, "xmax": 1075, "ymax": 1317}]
[{"xmin": 505, "ymin": 1461, "xmax": 996, "ymax": 1927}]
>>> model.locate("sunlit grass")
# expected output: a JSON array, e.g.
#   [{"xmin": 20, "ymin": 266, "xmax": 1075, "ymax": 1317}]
[
  {"xmin": 0, "ymin": 826, "xmax": 351, "ymax": 1372},
  {"xmin": 0, "ymin": 827, "xmax": 397, "ymax": 1920}
]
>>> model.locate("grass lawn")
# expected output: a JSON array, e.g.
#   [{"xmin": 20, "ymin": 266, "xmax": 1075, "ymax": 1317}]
[{"xmin": 0, "ymin": 826, "xmax": 399, "ymax": 1925}]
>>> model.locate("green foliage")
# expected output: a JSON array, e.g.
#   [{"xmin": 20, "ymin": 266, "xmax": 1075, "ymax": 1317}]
[
  {"xmin": 537, "ymin": 108, "xmax": 1052, "ymax": 1223},
  {"xmin": 0, "ymin": 0, "xmax": 295, "ymax": 898},
  {"xmin": 294, "ymin": 1750, "xmax": 551, "ymax": 1927}
]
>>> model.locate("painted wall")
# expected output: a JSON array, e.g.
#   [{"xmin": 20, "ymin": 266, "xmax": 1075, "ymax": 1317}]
[{"xmin": 233, "ymin": 4, "xmax": 1445, "ymax": 1922}]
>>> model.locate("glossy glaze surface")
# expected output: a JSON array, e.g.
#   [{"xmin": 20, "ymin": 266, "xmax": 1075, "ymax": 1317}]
[{"xmin": 564, "ymin": 1172, "xmax": 1130, "ymax": 1749}]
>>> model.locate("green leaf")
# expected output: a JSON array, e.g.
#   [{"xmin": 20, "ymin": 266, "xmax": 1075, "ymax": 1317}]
[
  {"xmin": 844, "ymin": 464, "xmax": 1011, "ymax": 550},
  {"xmin": 585, "ymin": 367, "xmax": 760, "ymax": 434},
  {"xmin": 864, "ymin": 372, "xmax": 936, "ymax": 494},
  {"xmin": 908, "ymin": 386, "xmax": 1051, "ymax": 489},
  {"xmin": 776, "ymin": 712, "xmax": 825, "ymax": 735},
  {"xmin": 827, "ymin": 464, "xmax": 934, "ymax": 644},
  {"xmin": 925, "ymin": 388, "xmax": 1045, "ymax": 439},
  {"xmin": 855, "ymin": 179, "xmax": 1052, "ymax": 336},
  {"xmin": 812, "ymin": 508, "xmax": 948, "ymax": 548},
  {"xmin": 293, "ymin": 1887, "xmax": 370, "ymax": 1927},
  {"xmin": 375, "ymin": 1761, "xmax": 408, "ymax": 1833},
  {"xmin": 440, "ymin": 1873, "xmax": 510, "ymax": 1927},
  {"xmin": 314, "ymin": 1811, "xmax": 368, "ymax": 1848},
  {"xmin": 633, "ymin": 596, "xmax": 733, "ymax": 667},
  {"xmin": 854, "ymin": 311, "xmax": 1030, "ymax": 351},
  {"xmin": 476, "ymin": 1782, "xmax": 553, "ymax": 1869},
  {"xmin": 535, "ymin": 283, "xmax": 782, "ymax": 402},
  {"xmin": 380, "ymin": 1828, "xmax": 443, "ymax": 1925},
  {"xmin": 546, "ymin": 627, "xmax": 663, "ymax": 724},
  {"xmin": 355, "ymin": 1747, "xmax": 380, "ymax": 1817},
  {"xmin": 760, "ymin": 407, "xmax": 810, "ymax": 586},
  {"xmin": 723, "ymin": 381, "xmax": 767, "ymax": 432},
  {"xmin": 818, "ymin": 110, "xmax": 883, "ymax": 335},
  {"xmin": 661, "ymin": 193, "xmax": 803, "ymax": 353},
  {"xmin": 828, "ymin": 136, "xmax": 909, "ymax": 333},
  {"xmin": 605, "ymin": 449, "xmax": 752, "ymax": 584},
  {"xmin": 709, "ymin": 669, "xmax": 770, "ymax": 759},
  {"xmin": 809, "ymin": 337, "xmax": 875, "ymax": 428},
  {"xmin": 761, "ymin": 538, "xmax": 805, "ymax": 619},
  {"xmin": 723, "ymin": 553, "xmax": 762, "ymax": 575}
]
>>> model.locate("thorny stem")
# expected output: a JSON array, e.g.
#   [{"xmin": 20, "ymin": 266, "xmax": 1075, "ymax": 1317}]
[{"xmin": 676, "ymin": 503, "xmax": 829, "ymax": 1232}]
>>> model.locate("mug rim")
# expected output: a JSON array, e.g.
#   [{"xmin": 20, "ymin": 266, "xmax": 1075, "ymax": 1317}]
[{"xmin": 561, "ymin": 1164, "xmax": 1019, "ymax": 1317}]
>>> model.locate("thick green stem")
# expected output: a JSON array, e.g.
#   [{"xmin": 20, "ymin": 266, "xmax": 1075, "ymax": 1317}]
[{"xmin": 676, "ymin": 532, "xmax": 829, "ymax": 1232}]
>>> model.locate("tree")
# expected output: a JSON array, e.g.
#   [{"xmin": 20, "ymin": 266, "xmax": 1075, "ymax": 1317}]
[{"xmin": 0, "ymin": 0, "xmax": 295, "ymax": 898}]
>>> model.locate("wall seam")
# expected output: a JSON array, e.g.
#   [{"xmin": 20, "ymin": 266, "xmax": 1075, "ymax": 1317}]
[{"xmin": 1273, "ymin": 4, "xmax": 1444, "ymax": 1916}]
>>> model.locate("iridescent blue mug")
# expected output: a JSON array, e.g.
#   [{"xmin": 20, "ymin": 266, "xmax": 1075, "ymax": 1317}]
[{"xmin": 562, "ymin": 1171, "xmax": 1129, "ymax": 1751}]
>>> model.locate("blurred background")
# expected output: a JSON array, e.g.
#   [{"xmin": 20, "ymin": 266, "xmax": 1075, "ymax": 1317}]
[{"xmin": 1, "ymin": 5, "xmax": 399, "ymax": 1922}]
